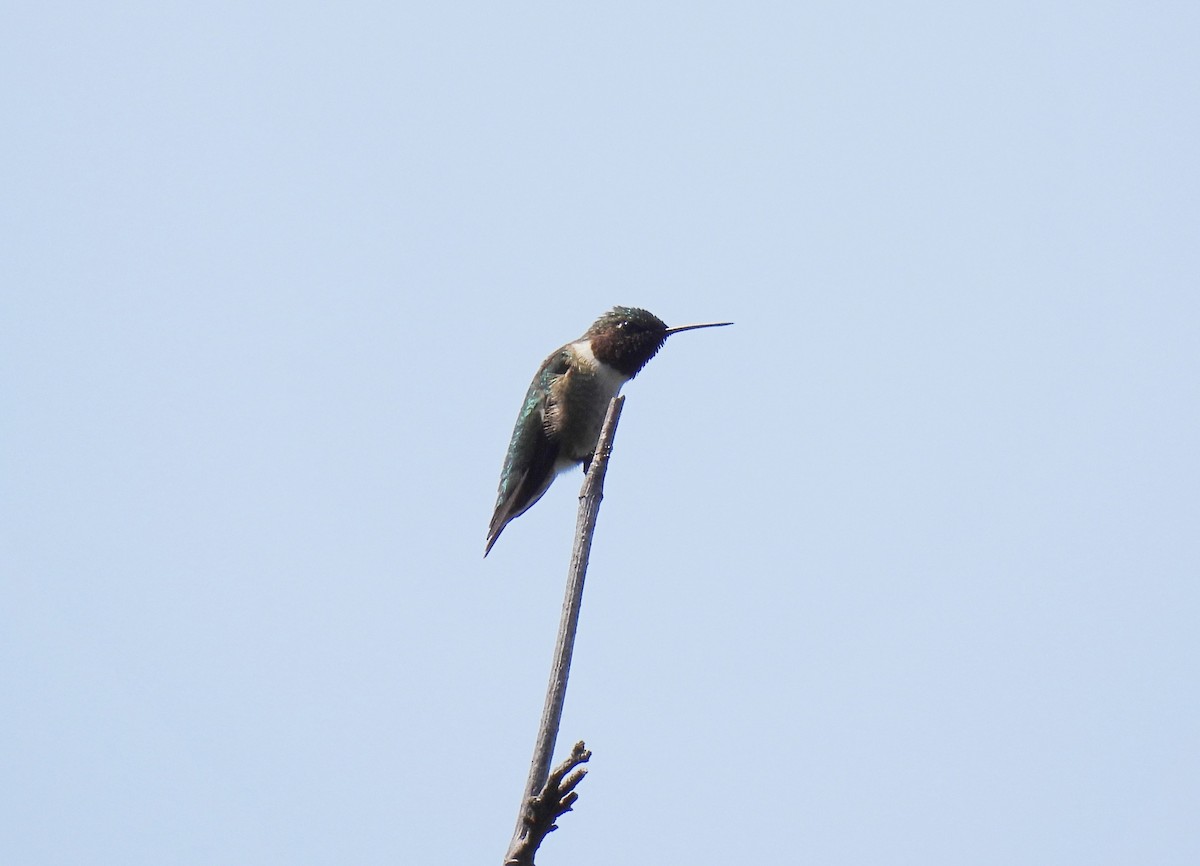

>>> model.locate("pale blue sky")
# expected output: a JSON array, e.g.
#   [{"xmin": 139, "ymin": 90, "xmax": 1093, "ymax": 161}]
[{"xmin": 3, "ymin": 2, "xmax": 1198, "ymax": 864}]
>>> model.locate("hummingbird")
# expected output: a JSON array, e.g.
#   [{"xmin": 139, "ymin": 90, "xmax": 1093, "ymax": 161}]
[{"xmin": 485, "ymin": 306, "xmax": 732, "ymax": 556}]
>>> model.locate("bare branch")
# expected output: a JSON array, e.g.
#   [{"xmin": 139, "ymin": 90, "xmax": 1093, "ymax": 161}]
[
  {"xmin": 503, "ymin": 396, "xmax": 625, "ymax": 864},
  {"xmin": 504, "ymin": 742, "xmax": 593, "ymax": 866}
]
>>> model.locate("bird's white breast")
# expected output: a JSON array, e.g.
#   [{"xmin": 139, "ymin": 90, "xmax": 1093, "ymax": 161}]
[
  {"xmin": 548, "ymin": 340, "xmax": 630, "ymax": 463},
  {"xmin": 570, "ymin": 340, "xmax": 628, "ymax": 398}
]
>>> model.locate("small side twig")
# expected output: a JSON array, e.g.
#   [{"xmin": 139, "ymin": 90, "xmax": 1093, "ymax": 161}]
[
  {"xmin": 504, "ymin": 742, "xmax": 593, "ymax": 866},
  {"xmin": 503, "ymin": 396, "xmax": 625, "ymax": 864}
]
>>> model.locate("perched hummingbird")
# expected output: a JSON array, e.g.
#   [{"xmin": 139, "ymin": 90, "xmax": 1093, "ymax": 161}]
[{"xmin": 485, "ymin": 306, "xmax": 732, "ymax": 556}]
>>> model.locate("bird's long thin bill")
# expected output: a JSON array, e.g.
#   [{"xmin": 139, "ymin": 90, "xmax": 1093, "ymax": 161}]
[{"xmin": 664, "ymin": 321, "xmax": 734, "ymax": 335}]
